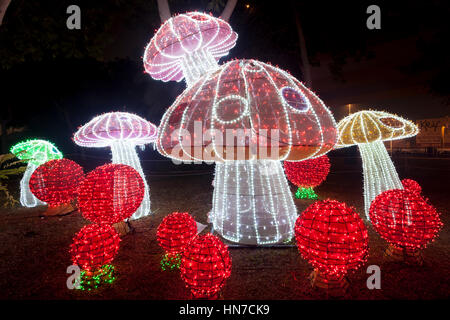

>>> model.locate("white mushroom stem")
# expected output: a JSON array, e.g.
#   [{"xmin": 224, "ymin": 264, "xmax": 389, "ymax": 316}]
[
  {"xmin": 110, "ymin": 141, "xmax": 151, "ymax": 220},
  {"xmin": 20, "ymin": 163, "xmax": 46, "ymax": 207},
  {"xmin": 359, "ymin": 140, "xmax": 403, "ymax": 220},
  {"xmin": 211, "ymin": 160, "xmax": 297, "ymax": 245},
  {"xmin": 180, "ymin": 48, "xmax": 219, "ymax": 86}
]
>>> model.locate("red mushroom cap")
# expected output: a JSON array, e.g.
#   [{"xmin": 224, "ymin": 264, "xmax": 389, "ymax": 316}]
[{"xmin": 157, "ymin": 59, "xmax": 337, "ymax": 162}]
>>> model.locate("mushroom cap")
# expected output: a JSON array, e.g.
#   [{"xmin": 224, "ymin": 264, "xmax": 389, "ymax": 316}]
[
  {"xmin": 73, "ymin": 112, "xmax": 158, "ymax": 148},
  {"xmin": 10, "ymin": 139, "xmax": 63, "ymax": 166},
  {"xmin": 336, "ymin": 110, "xmax": 419, "ymax": 147},
  {"xmin": 157, "ymin": 59, "xmax": 338, "ymax": 162},
  {"xmin": 143, "ymin": 11, "xmax": 237, "ymax": 82}
]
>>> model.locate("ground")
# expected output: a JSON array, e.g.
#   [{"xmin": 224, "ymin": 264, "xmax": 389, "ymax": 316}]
[{"xmin": 0, "ymin": 155, "xmax": 449, "ymax": 299}]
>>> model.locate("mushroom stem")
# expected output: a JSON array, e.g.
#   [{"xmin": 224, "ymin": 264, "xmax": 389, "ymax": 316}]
[
  {"xmin": 20, "ymin": 162, "xmax": 46, "ymax": 207},
  {"xmin": 211, "ymin": 160, "xmax": 297, "ymax": 245},
  {"xmin": 110, "ymin": 141, "xmax": 151, "ymax": 220},
  {"xmin": 358, "ymin": 140, "xmax": 403, "ymax": 220},
  {"xmin": 180, "ymin": 48, "xmax": 219, "ymax": 86}
]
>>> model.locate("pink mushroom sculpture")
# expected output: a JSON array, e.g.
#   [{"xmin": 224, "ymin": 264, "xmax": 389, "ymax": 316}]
[
  {"xmin": 73, "ymin": 112, "xmax": 158, "ymax": 220},
  {"xmin": 143, "ymin": 11, "xmax": 237, "ymax": 86},
  {"xmin": 156, "ymin": 59, "xmax": 338, "ymax": 245}
]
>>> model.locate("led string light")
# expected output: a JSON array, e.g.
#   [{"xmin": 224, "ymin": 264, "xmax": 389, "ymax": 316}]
[
  {"xmin": 145, "ymin": 17, "xmax": 337, "ymax": 245},
  {"xmin": 284, "ymin": 155, "xmax": 330, "ymax": 199},
  {"xmin": 10, "ymin": 139, "xmax": 63, "ymax": 207},
  {"xmin": 143, "ymin": 11, "xmax": 238, "ymax": 86},
  {"xmin": 70, "ymin": 224, "xmax": 120, "ymax": 271},
  {"xmin": 156, "ymin": 59, "xmax": 337, "ymax": 163},
  {"xmin": 295, "ymin": 200, "xmax": 369, "ymax": 289},
  {"xmin": 401, "ymin": 178, "xmax": 422, "ymax": 195},
  {"xmin": 369, "ymin": 189, "xmax": 442, "ymax": 259},
  {"xmin": 211, "ymin": 160, "xmax": 297, "ymax": 245},
  {"xmin": 74, "ymin": 112, "xmax": 157, "ymax": 220},
  {"xmin": 180, "ymin": 233, "xmax": 231, "ymax": 299},
  {"xmin": 336, "ymin": 110, "xmax": 419, "ymax": 220},
  {"xmin": 157, "ymin": 212, "xmax": 198, "ymax": 270},
  {"xmin": 71, "ymin": 163, "xmax": 144, "ymax": 290},
  {"xmin": 20, "ymin": 163, "xmax": 44, "ymax": 207},
  {"xmin": 70, "ymin": 224, "xmax": 120, "ymax": 291},
  {"xmin": 77, "ymin": 163, "xmax": 145, "ymax": 225},
  {"xmin": 79, "ymin": 265, "xmax": 116, "ymax": 291},
  {"xmin": 156, "ymin": 59, "xmax": 337, "ymax": 245},
  {"xmin": 29, "ymin": 159, "xmax": 84, "ymax": 208}
]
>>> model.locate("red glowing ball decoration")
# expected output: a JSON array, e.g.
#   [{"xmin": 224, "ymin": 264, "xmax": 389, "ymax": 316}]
[
  {"xmin": 157, "ymin": 212, "xmax": 198, "ymax": 254},
  {"xmin": 401, "ymin": 179, "xmax": 422, "ymax": 195},
  {"xmin": 70, "ymin": 224, "xmax": 120, "ymax": 271},
  {"xmin": 180, "ymin": 234, "xmax": 232, "ymax": 299},
  {"xmin": 284, "ymin": 155, "xmax": 330, "ymax": 188},
  {"xmin": 295, "ymin": 200, "xmax": 369, "ymax": 280},
  {"xmin": 77, "ymin": 164, "xmax": 145, "ymax": 224},
  {"xmin": 29, "ymin": 159, "xmax": 84, "ymax": 207},
  {"xmin": 369, "ymin": 189, "xmax": 442, "ymax": 250}
]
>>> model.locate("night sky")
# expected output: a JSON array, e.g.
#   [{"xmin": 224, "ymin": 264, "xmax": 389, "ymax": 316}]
[{"xmin": 0, "ymin": 0, "xmax": 449, "ymax": 153}]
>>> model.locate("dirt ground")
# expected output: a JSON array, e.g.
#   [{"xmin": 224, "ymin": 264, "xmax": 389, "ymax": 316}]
[{"xmin": 0, "ymin": 155, "xmax": 449, "ymax": 300}]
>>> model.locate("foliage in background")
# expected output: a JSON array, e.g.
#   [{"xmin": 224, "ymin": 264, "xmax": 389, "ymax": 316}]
[
  {"xmin": 0, "ymin": 0, "xmax": 159, "ymax": 69},
  {"xmin": 0, "ymin": 153, "xmax": 26, "ymax": 207}
]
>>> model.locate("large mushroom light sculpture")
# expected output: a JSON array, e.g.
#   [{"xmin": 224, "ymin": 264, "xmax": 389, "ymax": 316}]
[
  {"xmin": 157, "ymin": 59, "xmax": 337, "ymax": 245},
  {"xmin": 73, "ymin": 112, "xmax": 157, "ymax": 220},
  {"xmin": 144, "ymin": 13, "xmax": 337, "ymax": 244},
  {"xmin": 336, "ymin": 110, "xmax": 419, "ymax": 219}
]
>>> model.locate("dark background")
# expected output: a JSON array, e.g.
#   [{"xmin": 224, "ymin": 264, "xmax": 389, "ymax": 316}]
[
  {"xmin": 1, "ymin": 1, "xmax": 449, "ymax": 301},
  {"xmin": 1, "ymin": 0, "xmax": 449, "ymax": 158}
]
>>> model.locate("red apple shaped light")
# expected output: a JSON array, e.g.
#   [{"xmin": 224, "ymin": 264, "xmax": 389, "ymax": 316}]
[
  {"xmin": 157, "ymin": 212, "xmax": 198, "ymax": 270},
  {"xmin": 284, "ymin": 154, "xmax": 330, "ymax": 199},
  {"xmin": 180, "ymin": 234, "xmax": 231, "ymax": 299},
  {"xmin": 295, "ymin": 200, "xmax": 368, "ymax": 291}
]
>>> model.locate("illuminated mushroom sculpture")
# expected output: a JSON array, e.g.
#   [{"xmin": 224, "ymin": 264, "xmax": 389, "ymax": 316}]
[
  {"xmin": 73, "ymin": 112, "xmax": 157, "ymax": 220},
  {"xmin": 10, "ymin": 139, "xmax": 63, "ymax": 207},
  {"xmin": 336, "ymin": 110, "xmax": 419, "ymax": 219},
  {"xmin": 157, "ymin": 59, "xmax": 338, "ymax": 245},
  {"xmin": 143, "ymin": 11, "xmax": 237, "ymax": 86},
  {"xmin": 143, "ymin": 13, "xmax": 337, "ymax": 244}
]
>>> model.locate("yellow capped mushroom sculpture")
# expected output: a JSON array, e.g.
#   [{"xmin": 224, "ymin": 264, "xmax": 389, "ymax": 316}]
[{"xmin": 336, "ymin": 110, "xmax": 419, "ymax": 220}]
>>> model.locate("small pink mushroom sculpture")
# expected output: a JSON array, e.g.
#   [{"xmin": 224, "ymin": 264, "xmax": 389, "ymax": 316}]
[
  {"xmin": 143, "ymin": 11, "xmax": 237, "ymax": 86},
  {"xmin": 73, "ymin": 112, "xmax": 158, "ymax": 220}
]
